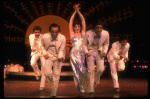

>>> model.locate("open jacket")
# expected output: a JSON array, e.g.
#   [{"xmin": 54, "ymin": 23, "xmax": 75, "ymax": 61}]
[
  {"xmin": 41, "ymin": 32, "xmax": 66, "ymax": 60},
  {"xmin": 82, "ymin": 29, "xmax": 109, "ymax": 55}
]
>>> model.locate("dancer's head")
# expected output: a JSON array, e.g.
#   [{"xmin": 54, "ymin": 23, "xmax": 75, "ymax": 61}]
[
  {"xmin": 73, "ymin": 21, "xmax": 82, "ymax": 33},
  {"xmin": 119, "ymin": 35, "xmax": 128, "ymax": 47},
  {"xmin": 49, "ymin": 23, "xmax": 60, "ymax": 39},
  {"xmin": 33, "ymin": 26, "xmax": 41, "ymax": 37},
  {"xmin": 94, "ymin": 20, "xmax": 103, "ymax": 35}
]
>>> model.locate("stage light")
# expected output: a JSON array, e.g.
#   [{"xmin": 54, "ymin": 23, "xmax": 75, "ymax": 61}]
[
  {"xmin": 133, "ymin": 65, "xmax": 136, "ymax": 68},
  {"xmin": 137, "ymin": 60, "xmax": 139, "ymax": 63},
  {"xmin": 4, "ymin": 65, "xmax": 7, "ymax": 68},
  {"xmin": 139, "ymin": 66, "xmax": 141, "ymax": 68},
  {"xmin": 145, "ymin": 66, "xmax": 147, "ymax": 69},
  {"xmin": 142, "ymin": 66, "xmax": 144, "ymax": 69},
  {"xmin": 105, "ymin": 60, "xmax": 107, "ymax": 62}
]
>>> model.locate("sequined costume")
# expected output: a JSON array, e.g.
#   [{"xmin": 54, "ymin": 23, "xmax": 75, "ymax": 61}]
[{"xmin": 70, "ymin": 34, "xmax": 88, "ymax": 92}]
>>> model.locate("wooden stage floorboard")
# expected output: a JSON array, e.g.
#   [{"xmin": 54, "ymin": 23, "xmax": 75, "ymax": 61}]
[{"xmin": 4, "ymin": 78, "xmax": 148, "ymax": 98}]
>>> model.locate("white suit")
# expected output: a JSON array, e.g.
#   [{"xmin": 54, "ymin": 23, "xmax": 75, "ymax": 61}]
[
  {"xmin": 41, "ymin": 32, "xmax": 66, "ymax": 96},
  {"xmin": 107, "ymin": 41, "xmax": 130, "ymax": 88},
  {"xmin": 29, "ymin": 34, "xmax": 46, "ymax": 88},
  {"xmin": 82, "ymin": 29, "xmax": 109, "ymax": 93}
]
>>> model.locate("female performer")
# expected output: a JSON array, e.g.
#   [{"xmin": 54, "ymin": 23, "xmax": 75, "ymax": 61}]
[{"xmin": 69, "ymin": 4, "xmax": 88, "ymax": 96}]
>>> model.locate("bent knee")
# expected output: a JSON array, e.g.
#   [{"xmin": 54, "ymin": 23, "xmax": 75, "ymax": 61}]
[
  {"xmin": 97, "ymin": 68, "xmax": 105, "ymax": 74},
  {"xmin": 44, "ymin": 72, "xmax": 52, "ymax": 78},
  {"xmin": 30, "ymin": 62, "xmax": 36, "ymax": 67}
]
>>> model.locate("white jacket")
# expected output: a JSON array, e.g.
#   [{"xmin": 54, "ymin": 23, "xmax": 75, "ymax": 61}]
[
  {"xmin": 82, "ymin": 29, "xmax": 109, "ymax": 54},
  {"xmin": 29, "ymin": 34, "xmax": 43, "ymax": 56},
  {"xmin": 107, "ymin": 41, "xmax": 130, "ymax": 62},
  {"xmin": 41, "ymin": 32, "xmax": 66, "ymax": 60}
]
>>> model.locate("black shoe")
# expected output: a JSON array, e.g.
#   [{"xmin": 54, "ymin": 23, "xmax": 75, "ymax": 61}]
[
  {"xmin": 79, "ymin": 92, "xmax": 84, "ymax": 98},
  {"xmin": 50, "ymin": 96, "xmax": 56, "ymax": 98},
  {"xmin": 88, "ymin": 92, "xmax": 94, "ymax": 98},
  {"xmin": 114, "ymin": 88, "xmax": 120, "ymax": 92}
]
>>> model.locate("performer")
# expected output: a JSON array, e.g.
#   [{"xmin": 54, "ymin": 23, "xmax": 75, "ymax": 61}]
[
  {"xmin": 41, "ymin": 23, "xmax": 66, "ymax": 98},
  {"xmin": 69, "ymin": 4, "xmax": 88, "ymax": 97},
  {"xmin": 107, "ymin": 36, "xmax": 130, "ymax": 92},
  {"xmin": 29, "ymin": 26, "xmax": 46, "ymax": 90},
  {"xmin": 82, "ymin": 20, "xmax": 109, "ymax": 98}
]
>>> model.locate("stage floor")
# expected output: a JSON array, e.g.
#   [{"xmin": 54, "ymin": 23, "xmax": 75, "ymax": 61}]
[{"xmin": 4, "ymin": 78, "xmax": 148, "ymax": 98}]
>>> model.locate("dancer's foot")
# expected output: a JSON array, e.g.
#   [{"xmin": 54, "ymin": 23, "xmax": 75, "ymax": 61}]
[
  {"xmin": 39, "ymin": 87, "xmax": 44, "ymax": 91},
  {"xmin": 88, "ymin": 92, "xmax": 94, "ymax": 98},
  {"xmin": 36, "ymin": 76, "xmax": 40, "ymax": 80},
  {"xmin": 114, "ymin": 88, "xmax": 120, "ymax": 92},
  {"xmin": 50, "ymin": 96, "xmax": 56, "ymax": 98}
]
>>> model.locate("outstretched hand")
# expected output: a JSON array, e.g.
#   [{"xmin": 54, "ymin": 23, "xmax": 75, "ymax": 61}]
[{"xmin": 73, "ymin": 3, "xmax": 81, "ymax": 11}]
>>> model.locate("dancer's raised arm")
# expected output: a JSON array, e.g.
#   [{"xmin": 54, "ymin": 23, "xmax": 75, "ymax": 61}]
[
  {"xmin": 76, "ymin": 5, "xmax": 86, "ymax": 36},
  {"xmin": 69, "ymin": 10, "xmax": 76, "ymax": 39}
]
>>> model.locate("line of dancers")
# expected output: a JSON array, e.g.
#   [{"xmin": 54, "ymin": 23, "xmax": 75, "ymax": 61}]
[{"xmin": 29, "ymin": 4, "xmax": 130, "ymax": 98}]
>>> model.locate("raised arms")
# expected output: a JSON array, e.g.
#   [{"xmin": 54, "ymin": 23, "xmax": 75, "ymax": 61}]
[{"xmin": 69, "ymin": 4, "xmax": 86, "ymax": 39}]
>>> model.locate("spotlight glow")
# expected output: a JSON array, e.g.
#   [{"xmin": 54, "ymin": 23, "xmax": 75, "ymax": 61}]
[{"xmin": 134, "ymin": 65, "xmax": 136, "ymax": 68}]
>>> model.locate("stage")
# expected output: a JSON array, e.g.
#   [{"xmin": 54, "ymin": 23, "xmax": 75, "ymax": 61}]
[{"xmin": 4, "ymin": 78, "xmax": 148, "ymax": 98}]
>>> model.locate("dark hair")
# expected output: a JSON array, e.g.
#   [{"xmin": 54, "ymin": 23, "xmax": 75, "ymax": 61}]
[
  {"xmin": 94, "ymin": 20, "xmax": 104, "ymax": 28},
  {"xmin": 73, "ymin": 21, "xmax": 82, "ymax": 32},
  {"xmin": 119, "ymin": 35, "xmax": 128, "ymax": 42},
  {"xmin": 49, "ymin": 23, "xmax": 60, "ymax": 32},
  {"xmin": 33, "ymin": 26, "xmax": 42, "ymax": 32},
  {"xmin": 73, "ymin": 21, "xmax": 82, "ymax": 27}
]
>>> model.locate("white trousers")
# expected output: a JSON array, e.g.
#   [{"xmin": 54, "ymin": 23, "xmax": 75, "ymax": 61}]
[
  {"xmin": 44, "ymin": 58, "xmax": 62, "ymax": 96},
  {"xmin": 109, "ymin": 59, "xmax": 125, "ymax": 88},
  {"xmin": 86, "ymin": 50, "xmax": 105, "ymax": 93},
  {"xmin": 30, "ymin": 54, "xmax": 46, "ymax": 88}
]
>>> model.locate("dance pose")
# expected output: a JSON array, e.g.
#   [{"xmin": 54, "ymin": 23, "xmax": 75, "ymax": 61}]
[
  {"xmin": 41, "ymin": 23, "xmax": 66, "ymax": 98},
  {"xmin": 107, "ymin": 36, "xmax": 130, "ymax": 92},
  {"xmin": 82, "ymin": 20, "xmax": 109, "ymax": 98},
  {"xmin": 69, "ymin": 4, "xmax": 88, "ymax": 97},
  {"xmin": 29, "ymin": 26, "xmax": 46, "ymax": 90}
]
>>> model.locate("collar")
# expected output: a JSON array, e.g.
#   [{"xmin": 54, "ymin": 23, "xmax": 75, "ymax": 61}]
[
  {"xmin": 50, "ymin": 33, "xmax": 59, "ymax": 41},
  {"xmin": 50, "ymin": 37, "xmax": 58, "ymax": 41},
  {"xmin": 117, "ymin": 41, "xmax": 125, "ymax": 49},
  {"xmin": 93, "ymin": 30, "xmax": 102, "ymax": 37},
  {"xmin": 34, "ymin": 37, "xmax": 39, "ymax": 41}
]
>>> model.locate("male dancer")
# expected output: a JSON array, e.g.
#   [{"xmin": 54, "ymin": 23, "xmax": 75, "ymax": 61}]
[
  {"xmin": 29, "ymin": 26, "xmax": 46, "ymax": 90},
  {"xmin": 107, "ymin": 36, "xmax": 130, "ymax": 92},
  {"xmin": 82, "ymin": 20, "xmax": 109, "ymax": 98},
  {"xmin": 41, "ymin": 23, "xmax": 66, "ymax": 98}
]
